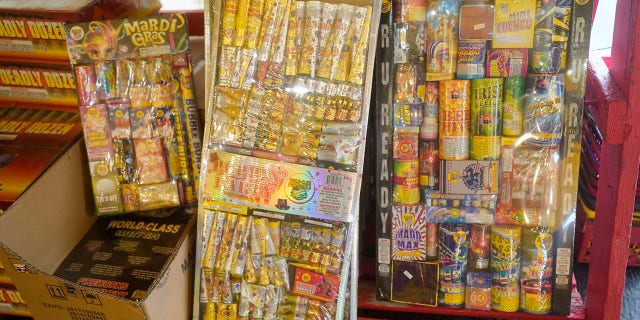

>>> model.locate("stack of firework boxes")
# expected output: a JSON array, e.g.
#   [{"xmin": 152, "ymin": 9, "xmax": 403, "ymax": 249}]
[
  {"xmin": 0, "ymin": 6, "xmax": 205, "ymax": 320},
  {"xmin": 0, "ymin": 2, "xmax": 98, "ymax": 317},
  {"xmin": 193, "ymin": 0, "xmax": 380, "ymax": 319},
  {"xmin": 375, "ymin": 0, "xmax": 592, "ymax": 316}
]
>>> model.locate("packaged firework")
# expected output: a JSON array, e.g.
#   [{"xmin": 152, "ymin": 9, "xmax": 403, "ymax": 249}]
[
  {"xmin": 375, "ymin": 0, "xmax": 589, "ymax": 317},
  {"xmin": 437, "ymin": 223, "xmax": 469, "ymax": 307},
  {"xmin": 392, "ymin": 204, "xmax": 427, "ymax": 260},
  {"xmin": 490, "ymin": 225, "xmax": 521, "ymax": 312},
  {"xmin": 198, "ymin": 1, "xmax": 377, "ymax": 317},
  {"xmin": 424, "ymin": 192, "xmax": 496, "ymax": 224},
  {"xmin": 425, "ymin": 0, "xmax": 461, "ymax": 81},
  {"xmin": 198, "ymin": 209, "xmax": 348, "ymax": 319},
  {"xmin": 469, "ymin": 78, "xmax": 503, "ymax": 160},
  {"xmin": 64, "ymin": 14, "xmax": 201, "ymax": 215},
  {"xmin": 520, "ymin": 226, "xmax": 554, "ymax": 314},
  {"xmin": 492, "ymin": 0, "xmax": 536, "ymax": 48},
  {"xmin": 496, "ymin": 145, "xmax": 560, "ymax": 227}
]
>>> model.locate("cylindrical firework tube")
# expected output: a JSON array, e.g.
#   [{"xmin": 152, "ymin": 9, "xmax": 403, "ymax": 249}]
[
  {"xmin": 469, "ymin": 224, "xmax": 491, "ymax": 271},
  {"xmin": 233, "ymin": 0, "xmax": 251, "ymax": 47},
  {"xmin": 502, "ymin": 77, "xmax": 525, "ymax": 137},
  {"xmin": 75, "ymin": 65, "xmax": 98, "ymax": 105},
  {"xmin": 284, "ymin": 0, "xmax": 304, "ymax": 76},
  {"xmin": 426, "ymin": 222, "xmax": 438, "ymax": 259},
  {"xmin": 470, "ymin": 78, "xmax": 503, "ymax": 160},
  {"xmin": 297, "ymin": 1, "xmax": 323, "ymax": 77},
  {"xmin": 523, "ymin": 74, "xmax": 564, "ymax": 145},
  {"xmin": 420, "ymin": 81, "xmax": 439, "ymax": 140},
  {"xmin": 392, "ymin": 160, "xmax": 420, "ymax": 204},
  {"xmin": 520, "ymin": 226, "xmax": 554, "ymax": 314},
  {"xmin": 245, "ymin": 0, "xmax": 266, "ymax": 49},
  {"xmin": 348, "ymin": 5, "xmax": 373, "ymax": 85},
  {"xmin": 317, "ymin": 3, "xmax": 354, "ymax": 80},
  {"xmin": 418, "ymin": 140, "xmax": 439, "ymax": 189},
  {"xmin": 335, "ymin": 5, "xmax": 368, "ymax": 82},
  {"xmin": 221, "ymin": 0, "xmax": 240, "ymax": 45},
  {"xmin": 437, "ymin": 224, "xmax": 470, "ymax": 308},
  {"xmin": 439, "ymin": 80, "xmax": 470, "ymax": 160},
  {"xmin": 490, "ymin": 225, "xmax": 522, "ymax": 312}
]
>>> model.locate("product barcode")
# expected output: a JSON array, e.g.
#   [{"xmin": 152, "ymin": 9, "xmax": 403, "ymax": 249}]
[
  {"xmin": 509, "ymin": 59, "xmax": 523, "ymax": 77},
  {"xmin": 325, "ymin": 174, "xmax": 344, "ymax": 186},
  {"xmin": 556, "ymin": 276, "xmax": 569, "ymax": 286}
]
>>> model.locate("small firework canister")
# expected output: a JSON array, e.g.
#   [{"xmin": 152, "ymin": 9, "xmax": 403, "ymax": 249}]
[
  {"xmin": 418, "ymin": 140, "xmax": 439, "ymax": 189},
  {"xmin": 393, "ymin": 160, "xmax": 420, "ymax": 204},
  {"xmin": 490, "ymin": 225, "xmax": 522, "ymax": 312},
  {"xmin": 392, "ymin": 204, "xmax": 427, "ymax": 260},
  {"xmin": 393, "ymin": 127, "xmax": 420, "ymax": 160},
  {"xmin": 523, "ymin": 74, "xmax": 564, "ymax": 145},
  {"xmin": 465, "ymin": 272, "xmax": 492, "ymax": 310},
  {"xmin": 420, "ymin": 82, "xmax": 439, "ymax": 140},
  {"xmin": 75, "ymin": 65, "xmax": 98, "ymax": 105},
  {"xmin": 470, "ymin": 78, "xmax": 503, "ymax": 160},
  {"xmin": 469, "ymin": 224, "xmax": 491, "ymax": 271},
  {"xmin": 438, "ymin": 224, "xmax": 469, "ymax": 308},
  {"xmin": 456, "ymin": 40, "xmax": 487, "ymax": 80},
  {"xmin": 439, "ymin": 80, "xmax": 470, "ymax": 160},
  {"xmin": 520, "ymin": 226, "xmax": 554, "ymax": 314},
  {"xmin": 502, "ymin": 77, "xmax": 526, "ymax": 137}
]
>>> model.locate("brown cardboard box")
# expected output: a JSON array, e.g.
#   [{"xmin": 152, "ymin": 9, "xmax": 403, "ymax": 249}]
[{"xmin": 0, "ymin": 140, "xmax": 195, "ymax": 320}]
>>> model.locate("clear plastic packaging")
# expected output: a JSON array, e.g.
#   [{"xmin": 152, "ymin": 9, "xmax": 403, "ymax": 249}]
[{"xmin": 64, "ymin": 14, "xmax": 202, "ymax": 215}]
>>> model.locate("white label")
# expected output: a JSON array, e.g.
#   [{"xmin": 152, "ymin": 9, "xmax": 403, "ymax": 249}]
[
  {"xmin": 474, "ymin": 23, "xmax": 486, "ymax": 30},
  {"xmin": 378, "ymin": 238, "xmax": 391, "ymax": 264},
  {"xmin": 556, "ymin": 247, "xmax": 572, "ymax": 276},
  {"xmin": 403, "ymin": 270, "xmax": 413, "ymax": 279}
]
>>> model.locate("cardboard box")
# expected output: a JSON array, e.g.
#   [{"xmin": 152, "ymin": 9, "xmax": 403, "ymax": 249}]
[
  {"xmin": 0, "ymin": 102, "xmax": 83, "ymax": 210},
  {"xmin": 0, "ymin": 140, "xmax": 195, "ymax": 320},
  {"xmin": 0, "ymin": 64, "xmax": 77, "ymax": 106}
]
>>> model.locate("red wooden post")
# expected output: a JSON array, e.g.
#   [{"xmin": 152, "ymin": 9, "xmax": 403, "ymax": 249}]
[{"xmin": 585, "ymin": 0, "xmax": 640, "ymax": 319}]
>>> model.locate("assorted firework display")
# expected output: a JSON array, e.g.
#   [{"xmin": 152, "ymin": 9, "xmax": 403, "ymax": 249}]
[
  {"xmin": 375, "ymin": 0, "xmax": 593, "ymax": 316},
  {"xmin": 196, "ymin": 0, "xmax": 379, "ymax": 319},
  {"xmin": 63, "ymin": 14, "xmax": 202, "ymax": 216}
]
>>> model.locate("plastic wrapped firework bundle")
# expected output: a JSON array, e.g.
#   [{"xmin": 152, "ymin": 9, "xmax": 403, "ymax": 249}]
[
  {"xmin": 490, "ymin": 225, "xmax": 522, "ymax": 312},
  {"xmin": 437, "ymin": 223, "xmax": 470, "ymax": 307},
  {"xmin": 520, "ymin": 226, "xmax": 554, "ymax": 314},
  {"xmin": 65, "ymin": 14, "xmax": 202, "ymax": 216}
]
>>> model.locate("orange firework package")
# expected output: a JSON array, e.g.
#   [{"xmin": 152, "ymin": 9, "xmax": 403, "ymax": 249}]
[
  {"xmin": 195, "ymin": 0, "xmax": 381, "ymax": 319},
  {"xmin": 0, "ymin": 0, "xmax": 161, "ymax": 64},
  {"xmin": 64, "ymin": 13, "xmax": 202, "ymax": 216}
]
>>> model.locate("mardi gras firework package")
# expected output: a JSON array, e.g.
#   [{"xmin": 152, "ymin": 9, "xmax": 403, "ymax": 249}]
[{"xmin": 64, "ymin": 14, "xmax": 202, "ymax": 216}]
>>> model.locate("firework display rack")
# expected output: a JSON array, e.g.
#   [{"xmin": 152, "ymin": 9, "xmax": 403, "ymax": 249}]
[{"xmin": 370, "ymin": 0, "xmax": 592, "ymax": 318}]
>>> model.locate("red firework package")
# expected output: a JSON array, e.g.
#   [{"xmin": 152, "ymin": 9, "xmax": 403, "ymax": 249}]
[{"xmin": 64, "ymin": 14, "xmax": 201, "ymax": 215}]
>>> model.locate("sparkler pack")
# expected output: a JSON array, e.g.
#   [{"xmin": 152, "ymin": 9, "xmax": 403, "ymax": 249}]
[{"xmin": 194, "ymin": 0, "xmax": 381, "ymax": 319}]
